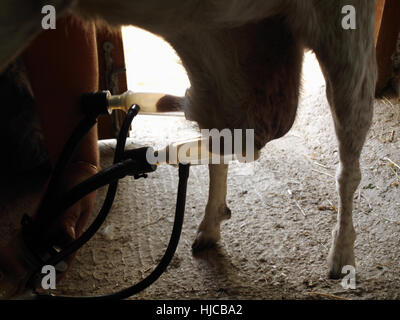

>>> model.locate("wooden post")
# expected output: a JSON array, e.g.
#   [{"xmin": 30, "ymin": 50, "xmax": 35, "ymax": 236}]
[
  {"xmin": 96, "ymin": 27, "xmax": 128, "ymax": 140},
  {"xmin": 375, "ymin": 0, "xmax": 400, "ymax": 95},
  {"xmin": 375, "ymin": 0, "xmax": 386, "ymax": 46}
]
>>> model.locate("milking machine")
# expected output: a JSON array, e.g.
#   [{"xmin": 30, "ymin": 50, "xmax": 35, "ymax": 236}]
[{"xmin": 9, "ymin": 90, "xmax": 217, "ymax": 300}]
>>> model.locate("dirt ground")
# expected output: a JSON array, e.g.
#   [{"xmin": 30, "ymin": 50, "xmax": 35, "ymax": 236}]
[{"xmin": 1, "ymin": 53, "xmax": 400, "ymax": 300}]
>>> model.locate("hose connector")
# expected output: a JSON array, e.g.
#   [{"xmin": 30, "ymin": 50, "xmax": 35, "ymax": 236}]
[{"xmin": 106, "ymin": 90, "xmax": 166, "ymax": 114}]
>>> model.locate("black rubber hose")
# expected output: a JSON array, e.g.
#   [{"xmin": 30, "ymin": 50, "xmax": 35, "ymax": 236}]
[
  {"xmin": 34, "ymin": 116, "xmax": 98, "ymax": 224},
  {"xmin": 28, "ymin": 102, "xmax": 191, "ymax": 300},
  {"xmin": 41, "ymin": 105, "xmax": 140, "ymax": 261},
  {"xmin": 26, "ymin": 105, "xmax": 139, "ymax": 285},
  {"xmin": 36, "ymin": 159, "xmax": 136, "ymax": 268},
  {"xmin": 37, "ymin": 163, "xmax": 190, "ymax": 300}
]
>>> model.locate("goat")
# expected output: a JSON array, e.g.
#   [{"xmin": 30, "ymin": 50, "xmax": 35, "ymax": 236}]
[{"xmin": 0, "ymin": 0, "xmax": 377, "ymax": 292}]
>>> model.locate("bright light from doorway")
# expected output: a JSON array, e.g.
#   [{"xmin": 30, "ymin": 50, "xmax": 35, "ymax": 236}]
[{"xmin": 121, "ymin": 26, "xmax": 190, "ymax": 96}]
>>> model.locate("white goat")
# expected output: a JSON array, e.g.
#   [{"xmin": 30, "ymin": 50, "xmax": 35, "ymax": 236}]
[{"xmin": 0, "ymin": 0, "xmax": 377, "ymax": 287}]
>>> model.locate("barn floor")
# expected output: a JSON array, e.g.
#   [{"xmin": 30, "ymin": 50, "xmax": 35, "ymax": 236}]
[{"xmin": 1, "ymin": 53, "xmax": 399, "ymax": 300}]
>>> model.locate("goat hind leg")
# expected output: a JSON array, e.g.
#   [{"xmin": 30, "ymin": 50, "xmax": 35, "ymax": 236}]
[
  {"xmin": 317, "ymin": 47, "xmax": 376, "ymax": 279},
  {"xmin": 312, "ymin": 2, "xmax": 377, "ymax": 278}
]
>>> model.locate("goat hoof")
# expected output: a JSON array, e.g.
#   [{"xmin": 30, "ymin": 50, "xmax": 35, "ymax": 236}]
[
  {"xmin": 223, "ymin": 207, "xmax": 232, "ymax": 220},
  {"xmin": 327, "ymin": 250, "xmax": 355, "ymax": 280},
  {"xmin": 327, "ymin": 270, "xmax": 342, "ymax": 280},
  {"xmin": 191, "ymin": 232, "xmax": 218, "ymax": 253}
]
